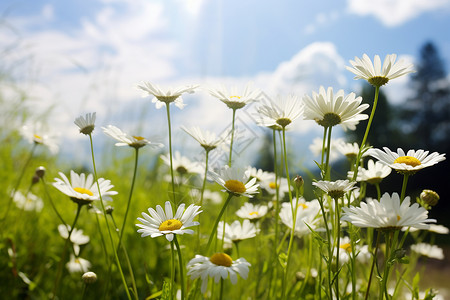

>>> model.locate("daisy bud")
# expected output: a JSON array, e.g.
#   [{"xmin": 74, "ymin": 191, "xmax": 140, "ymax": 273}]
[
  {"xmin": 82, "ymin": 271, "xmax": 97, "ymax": 284},
  {"xmin": 420, "ymin": 190, "xmax": 439, "ymax": 207},
  {"xmin": 31, "ymin": 175, "xmax": 40, "ymax": 185},
  {"xmin": 35, "ymin": 166, "xmax": 46, "ymax": 178},
  {"xmin": 292, "ymin": 175, "xmax": 304, "ymax": 190},
  {"xmin": 106, "ymin": 206, "xmax": 114, "ymax": 215}
]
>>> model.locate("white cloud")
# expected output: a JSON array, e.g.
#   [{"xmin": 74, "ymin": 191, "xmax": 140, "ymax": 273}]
[{"xmin": 347, "ymin": 0, "xmax": 450, "ymax": 27}]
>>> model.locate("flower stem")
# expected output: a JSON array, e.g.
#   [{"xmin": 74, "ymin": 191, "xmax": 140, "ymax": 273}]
[
  {"xmin": 228, "ymin": 108, "xmax": 237, "ymax": 167},
  {"xmin": 324, "ymin": 126, "xmax": 333, "ymax": 181},
  {"xmin": 205, "ymin": 193, "xmax": 234, "ymax": 254},
  {"xmin": 170, "ymin": 240, "xmax": 175, "ymax": 300},
  {"xmin": 400, "ymin": 174, "xmax": 409, "ymax": 202},
  {"xmin": 165, "ymin": 103, "xmax": 177, "ymax": 203},
  {"xmin": 365, "ymin": 230, "xmax": 380, "ymax": 300},
  {"xmin": 174, "ymin": 235, "xmax": 185, "ymax": 300}
]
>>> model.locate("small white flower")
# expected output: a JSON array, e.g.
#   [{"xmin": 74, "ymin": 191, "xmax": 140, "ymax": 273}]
[
  {"xmin": 74, "ymin": 112, "xmax": 96, "ymax": 135},
  {"xmin": 236, "ymin": 202, "xmax": 268, "ymax": 220},
  {"xmin": 58, "ymin": 224, "xmax": 90, "ymax": 255},
  {"xmin": 279, "ymin": 198, "xmax": 322, "ymax": 237},
  {"xmin": 259, "ymin": 174, "xmax": 290, "ymax": 198},
  {"xmin": 138, "ymin": 82, "xmax": 199, "ymax": 109},
  {"xmin": 66, "ymin": 254, "xmax": 91, "ymax": 273},
  {"xmin": 21, "ymin": 122, "xmax": 59, "ymax": 154},
  {"xmin": 336, "ymin": 141, "xmax": 370, "ymax": 160},
  {"xmin": 102, "ymin": 125, "xmax": 164, "ymax": 149},
  {"xmin": 12, "ymin": 191, "xmax": 43, "ymax": 212},
  {"xmin": 410, "ymin": 243, "xmax": 444, "ymax": 260},
  {"xmin": 181, "ymin": 125, "xmax": 228, "ymax": 152},
  {"xmin": 348, "ymin": 159, "xmax": 392, "ymax": 184},
  {"xmin": 217, "ymin": 219, "xmax": 258, "ymax": 243},
  {"xmin": 52, "ymin": 171, "xmax": 118, "ymax": 205},
  {"xmin": 346, "ymin": 53, "xmax": 415, "ymax": 87},
  {"xmin": 406, "ymin": 224, "xmax": 449, "ymax": 234},
  {"xmin": 342, "ymin": 192, "xmax": 436, "ymax": 229},
  {"xmin": 207, "ymin": 83, "xmax": 262, "ymax": 110},
  {"xmin": 208, "ymin": 165, "xmax": 259, "ymax": 198},
  {"xmin": 136, "ymin": 201, "xmax": 202, "ymax": 242},
  {"xmin": 246, "ymin": 167, "xmax": 274, "ymax": 183},
  {"xmin": 187, "ymin": 253, "xmax": 251, "ymax": 293},
  {"xmin": 160, "ymin": 151, "xmax": 203, "ymax": 175},
  {"xmin": 313, "ymin": 180, "xmax": 356, "ymax": 200},
  {"xmin": 368, "ymin": 147, "xmax": 446, "ymax": 175},
  {"xmin": 255, "ymin": 94, "xmax": 304, "ymax": 129}
]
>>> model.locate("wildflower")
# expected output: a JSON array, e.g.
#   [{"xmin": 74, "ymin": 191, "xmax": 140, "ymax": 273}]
[
  {"xmin": 52, "ymin": 171, "xmax": 118, "ymax": 206},
  {"xmin": 367, "ymin": 147, "xmax": 446, "ymax": 175},
  {"xmin": 279, "ymin": 198, "xmax": 321, "ymax": 237},
  {"xmin": 336, "ymin": 141, "xmax": 370, "ymax": 160},
  {"xmin": 187, "ymin": 253, "xmax": 251, "ymax": 293},
  {"xmin": 21, "ymin": 123, "xmax": 59, "ymax": 154},
  {"xmin": 181, "ymin": 126, "xmax": 228, "ymax": 152},
  {"xmin": 136, "ymin": 201, "xmax": 202, "ymax": 242},
  {"xmin": 259, "ymin": 175, "xmax": 290, "ymax": 198},
  {"xmin": 207, "ymin": 83, "xmax": 262, "ymax": 110},
  {"xmin": 411, "ymin": 243, "xmax": 444, "ymax": 260},
  {"xmin": 303, "ymin": 86, "xmax": 369, "ymax": 131},
  {"xmin": 309, "ymin": 137, "xmax": 344, "ymax": 162},
  {"xmin": 247, "ymin": 167, "xmax": 275, "ymax": 183},
  {"xmin": 12, "ymin": 191, "xmax": 44, "ymax": 212},
  {"xmin": 407, "ymin": 224, "xmax": 449, "ymax": 234},
  {"xmin": 341, "ymin": 192, "xmax": 436, "ymax": 230},
  {"xmin": 82, "ymin": 272, "xmax": 97, "ymax": 284},
  {"xmin": 420, "ymin": 189, "xmax": 440, "ymax": 207},
  {"xmin": 217, "ymin": 219, "xmax": 259, "ymax": 243},
  {"xmin": 66, "ymin": 254, "xmax": 91, "ymax": 273},
  {"xmin": 160, "ymin": 151, "xmax": 203, "ymax": 176},
  {"xmin": 255, "ymin": 94, "xmax": 304, "ymax": 129},
  {"xmin": 58, "ymin": 224, "xmax": 90, "ymax": 255},
  {"xmin": 208, "ymin": 165, "xmax": 259, "ymax": 198},
  {"xmin": 348, "ymin": 159, "xmax": 391, "ymax": 184},
  {"xmin": 102, "ymin": 125, "xmax": 164, "ymax": 149},
  {"xmin": 138, "ymin": 82, "xmax": 199, "ymax": 109},
  {"xmin": 313, "ymin": 180, "xmax": 356, "ymax": 200},
  {"xmin": 236, "ymin": 202, "xmax": 268, "ymax": 220},
  {"xmin": 74, "ymin": 112, "xmax": 96, "ymax": 135},
  {"xmin": 346, "ymin": 54, "xmax": 415, "ymax": 87}
]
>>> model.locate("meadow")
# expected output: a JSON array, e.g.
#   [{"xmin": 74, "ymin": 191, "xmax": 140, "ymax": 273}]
[{"xmin": 1, "ymin": 53, "xmax": 448, "ymax": 300}]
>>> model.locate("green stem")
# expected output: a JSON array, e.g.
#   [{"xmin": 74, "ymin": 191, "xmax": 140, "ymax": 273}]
[
  {"xmin": 165, "ymin": 103, "xmax": 177, "ymax": 203},
  {"xmin": 318, "ymin": 194, "xmax": 333, "ymax": 299},
  {"xmin": 365, "ymin": 230, "xmax": 380, "ymax": 300},
  {"xmin": 334, "ymin": 197, "xmax": 341, "ymax": 300},
  {"xmin": 324, "ymin": 126, "xmax": 333, "ymax": 181},
  {"xmin": 205, "ymin": 193, "xmax": 234, "ymax": 253},
  {"xmin": 196, "ymin": 150, "xmax": 210, "ymax": 250},
  {"xmin": 174, "ymin": 236, "xmax": 185, "ymax": 300},
  {"xmin": 40, "ymin": 176, "xmax": 67, "ymax": 225},
  {"xmin": 352, "ymin": 86, "xmax": 380, "ymax": 181},
  {"xmin": 228, "ymin": 108, "xmax": 237, "ymax": 167},
  {"xmin": 219, "ymin": 278, "xmax": 224, "ymax": 300},
  {"xmin": 170, "ymin": 240, "xmax": 175, "ymax": 300},
  {"xmin": 89, "ymin": 134, "xmax": 133, "ymax": 300},
  {"xmin": 400, "ymin": 174, "xmax": 409, "ymax": 202},
  {"xmin": 320, "ymin": 127, "xmax": 328, "ymax": 178},
  {"xmin": 375, "ymin": 183, "xmax": 381, "ymax": 200}
]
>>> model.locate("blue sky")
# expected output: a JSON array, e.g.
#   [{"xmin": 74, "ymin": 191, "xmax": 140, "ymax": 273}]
[{"xmin": 2, "ymin": 0, "xmax": 450, "ymax": 166}]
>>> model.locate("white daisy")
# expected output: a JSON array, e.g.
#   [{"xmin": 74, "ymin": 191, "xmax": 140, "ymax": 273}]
[
  {"xmin": 346, "ymin": 54, "xmax": 415, "ymax": 87},
  {"xmin": 187, "ymin": 253, "xmax": 251, "ymax": 293},
  {"xmin": 255, "ymin": 94, "xmax": 304, "ymax": 129},
  {"xmin": 21, "ymin": 122, "xmax": 59, "ymax": 154},
  {"xmin": 336, "ymin": 141, "xmax": 370, "ymax": 160},
  {"xmin": 406, "ymin": 224, "xmax": 449, "ymax": 234},
  {"xmin": 236, "ymin": 202, "xmax": 268, "ymax": 220},
  {"xmin": 348, "ymin": 159, "xmax": 392, "ymax": 184},
  {"xmin": 207, "ymin": 83, "xmax": 262, "ymax": 110},
  {"xmin": 279, "ymin": 198, "xmax": 322, "ymax": 237},
  {"xmin": 367, "ymin": 147, "xmax": 446, "ymax": 175},
  {"xmin": 58, "ymin": 224, "xmax": 90, "ymax": 255},
  {"xmin": 313, "ymin": 180, "xmax": 356, "ymax": 200},
  {"xmin": 410, "ymin": 243, "xmax": 444, "ymax": 260},
  {"xmin": 181, "ymin": 125, "xmax": 228, "ymax": 152},
  {"xmin": 74, "ymin": 112, "xmax": 96, "ymax": 135},
  {"xmin": 208, "ymin": 165, "xmax": 259, "ymax": 198},
  {"xmin": 66, "ymin": 254, "xmax": 91, "ymax": 273},
  {"xmin": 246, "ymin": 167, "xmax": 274, "ymax": 183},
  {"xmin": 12, "ymin": 191, "xmax": 44, "ymax": 212},
  {"xmin": 333, "ymin": 236, "xmax": 353, "ymax": 265},
  {"xmin": 309, "ymin": 137, "xmax": 345, "ymax": 163},
  {"xmin": 138, "ymin": 82, "xmax": 199, "ymax": 109},
  {"xmin": 160, "ymin": 151, "xmax": 203, "ymax": 175},
  {"xmin": 136, "ymin": 201, "xmax": 202, "ymax": 242},
  {"xmin": 303, "ymin": 86, "xmax": 369, "ymax": 131},
  {"xmin": 52, "ymin": 170, "xmax": 118, "ymax": 205},
  {"xmin": 217, "ymin": 219, "xmax": 258, "ymax": 243},
  {"xmin": 341, "ymin": 192, "xmax": 436, "ymax": 229},
  {"xmin": 259, "ymin": 174, "xmax": 290, "ymax": 199},
  {"xmin": 102, "ymin": 125, "xmax": 164, "ymax": 149}
]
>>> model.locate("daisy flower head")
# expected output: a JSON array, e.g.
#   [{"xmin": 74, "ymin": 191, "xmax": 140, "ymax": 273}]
[
  {"xmin": 341, "ymin": 192, "xmax": 436, "ymax": 230},
  {"xmin": 138, "ymin": 82, "xmax": 199, "ymax": 109},
  {"xmin": 207, "ymin": 82, "xmax": 262, "ymax": 110},
  {"xmin": 21, "ymin": 122, "xmax": 59, "ymax": 154},
  {"xmin": 187, "ymin": 253, "xmax": 251, "ymax": 293},
  {"xmin": 346, "ymin": 54, "xmax": 415, "ymax": 87},
  {"xmin": 259, "ymin": 175, "xmax": 290, "ymax": 199},
  {"xmin": 136, "ymin": 201, "xmax": 202, "ymax": 242},
  {"xmin": 181, "ymin": 125, "xmax": 228, "ymax": 152},
  {"xmin": 336, "ymin": 141, "xmax": 370, "ymax": 160},
  {"xmin": 411, "ymin": 243, "xmax": 444, "ymax": 260},
  {"xmin": 348, "ymin": 159, "xmax": 391, "ymax": 184},
  {"xmin": 58, "ymin": 224, "xmax": 90, "ymax": 255},
  {"xmin": 255, "ymin": 94, "xmax": 304, "ymax": 129},
  {"xmin": 160, "ymin": 151, "xmax": 203, "ymax": 176},
  {"xmin": 367, "ymin": 147, "xmax": 446, "ymax": 175},
  {"xmin": 102, "ymin": 125, "xmax": 164, "ymax": 149},
  {"xmin": 74, "ymin": 112, "xmax": 96, "ymax": 135},
  {"xmin": 52, "ymin": 170, "xmax": 118, "ymax": 206},
  {"xmin": 303, "ymin": 86, "xmax": 369, "ymax": 131},
  {"xmin": 208, "ymin": 165, "xmax": 259, "ymax": 198},
  {"xmin": 407, "ymin": 224, "xmax": 449, "ymax": 235},
  {"xmin": 279, "ymin": 198, "xmax": 322, "ymax": 237},
  {"xmin": 66, "ymin": 254, "xmax": 91, "ymax": 273},
  {"xmin": 313, "ymin": 180, "xmax": 356, "ymax": 200},
  {"xmin": 12, "ymin": 191, "xmax": 44, "ymax": 212},
  {"xmin": 236, "ymin": 202, "xmax": 268, "ymax": 220},
  {"xmin": 247, "ymin": 167, "xmax": 274, "ymax": 183},
  {"xmin": 217, "ymin": 219, "xmax": 259, "ymax": 243}
]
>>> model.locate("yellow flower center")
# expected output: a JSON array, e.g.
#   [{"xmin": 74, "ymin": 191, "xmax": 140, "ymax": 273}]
[
  {"xmin": 394, "ymin": 156, "xmax": 421, "ymax": 167},
  {"xmin": 159, "ymin": 219, "xmax": 183, "ymax": 231},
  {"xmin": 397, "ymin": 215, "xmax": 401, "ymax": 221},
  {"xmin": 73, "ymin": 187, "xmax": 94, "ymax": 196},
  {"xmin": 133, "ymin": 136, "xmax": 145, "ymax": 141},
  {"xmin": 340, "ymin": 243, "xmax": 352, "ymax": 253},
  {"xmin": 34, "ymin": 134, "xmax": 42, "ymax": 140},
  {"xmin": 210, "ymin": 253, "xmax": 233, "ymax": 267},
  {"xmin": 229, "ymin": 95, "xmax": 241, "ymax": 99},
  {"xmin": 269, "ymin": 182, "xmax": 277, "ymax": 189},
  {"xmin": 298, "ymin": 203, "xmax": 308, "ymax": 209},
  {"xmin": 249, "ymin": 211, "xmax": 259, "ymax": 216},
  {"xmin": 224, "ymin": 180, "xmax": 246, "ymax": 194}
]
